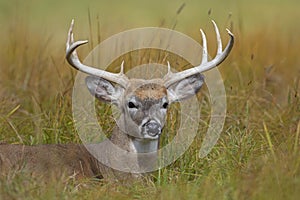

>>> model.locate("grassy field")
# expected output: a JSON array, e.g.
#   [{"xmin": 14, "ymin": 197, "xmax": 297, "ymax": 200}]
[{"xmin": 0, "ymin": 0, "xmax": 299, "ymax": 199}]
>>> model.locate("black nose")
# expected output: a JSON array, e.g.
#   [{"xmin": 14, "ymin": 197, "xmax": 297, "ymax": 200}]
[{"xmin": 145, "ymin": 120, "xmax": 161, "ymax": 136}]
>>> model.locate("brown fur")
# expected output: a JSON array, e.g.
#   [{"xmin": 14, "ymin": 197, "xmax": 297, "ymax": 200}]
[
  {"xmin": 0, "ymin": 126, "xmax": 145, "ymax": 181},
  {"xmin": 134, "ymin": 83, "xmax": 167, "ymax": 100},
  {"xmin": 0, "ymin": 143, "xmax": 102, "ymax": 179}
]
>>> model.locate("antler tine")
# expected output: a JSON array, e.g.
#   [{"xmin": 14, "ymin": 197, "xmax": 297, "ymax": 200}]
[
  {"xmin": 200, "ymin": 29, "xmax": 208, "ymax": 64},
  {"xmin": 212, "ymin": 20, "xmax": 223, "ymax": 56},
  {"xmin": 163, "ymin": 21, "xmax": 234, "ymax": 88},
  {"xmin": 66, "ymin": 20, "xmax": 129, "ymax": 88},
  {"xmin": 120, "ymin": 60, "xmax": 125, "ymax": 74},
  {"xmin": 166, "ymin": 61, "xmax": 172, "ymax": 75}
]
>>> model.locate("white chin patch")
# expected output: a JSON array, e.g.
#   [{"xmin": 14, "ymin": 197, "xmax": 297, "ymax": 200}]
[{"xmin": 143, "ymin": 134, "xmax": 160, "ymax": 140}]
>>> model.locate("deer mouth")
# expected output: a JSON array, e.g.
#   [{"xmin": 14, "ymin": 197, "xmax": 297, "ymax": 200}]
[{"xmin": 143, "ymin": 133, "xmax": 160, "ymax": 140}]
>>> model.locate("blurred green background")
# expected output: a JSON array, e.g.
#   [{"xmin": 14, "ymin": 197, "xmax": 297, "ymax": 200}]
[
  {"xmin": 0, "ymin": 0, "xmax": 299, "ymax": 107},
  {"xmin": 1, "ymin": 0, "xmax": 299, "ymax": 43}
]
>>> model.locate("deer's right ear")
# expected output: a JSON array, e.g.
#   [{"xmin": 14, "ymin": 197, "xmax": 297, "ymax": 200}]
[{"xmin": 85, "ymin": 76, "xmax": 124, "ymax": 105}]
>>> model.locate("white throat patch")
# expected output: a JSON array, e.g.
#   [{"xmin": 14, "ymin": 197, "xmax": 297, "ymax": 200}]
[{"xmin": 130, "ymin": 138, "xmax": 159, "ymax": 153}]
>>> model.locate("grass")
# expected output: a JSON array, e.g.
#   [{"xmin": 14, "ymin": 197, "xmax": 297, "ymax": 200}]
[{"xmin": 0, "ymin": 0, "xmax": 300, "ymax": 199}]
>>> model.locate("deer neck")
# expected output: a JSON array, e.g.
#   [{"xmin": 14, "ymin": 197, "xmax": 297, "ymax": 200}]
[{"xmin": 131, "ymin": 137, "xmax": 159, "ymax": 153}]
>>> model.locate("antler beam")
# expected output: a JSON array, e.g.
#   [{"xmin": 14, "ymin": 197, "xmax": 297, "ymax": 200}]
[
  {"xmin": 163, "ymin": 20, "xmax": 234, "ymax": 87},
  {"xmin": 66, "ymin": 19, "xmax": 129, "ymax": 88}
]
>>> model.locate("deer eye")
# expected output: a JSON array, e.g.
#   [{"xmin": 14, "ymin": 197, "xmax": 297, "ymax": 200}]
[
  {"xmin": 128, "ymin": 101, "xmax": 138, "ymax": 109},
  {"xmin": 162, "ymin": 102, "xmax": 169, "ymax": 109}
]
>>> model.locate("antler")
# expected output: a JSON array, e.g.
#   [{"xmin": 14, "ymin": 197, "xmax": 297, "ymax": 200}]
[
  {"xmin": 163, "ymin": 20, "xmax": 234, "ymax": 87},
  {"xmin": 66, "ymin": 19, "xmax": 129, "ymax": 88}
]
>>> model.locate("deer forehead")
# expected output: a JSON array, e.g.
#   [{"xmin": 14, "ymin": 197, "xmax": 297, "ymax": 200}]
[
  {"xmin": 126, "ymin": 79, "xmax": 167, "ymax": 101},
  {"xmin": 134, "ymin": 84, "xmax": 167, "ymax": 100}
]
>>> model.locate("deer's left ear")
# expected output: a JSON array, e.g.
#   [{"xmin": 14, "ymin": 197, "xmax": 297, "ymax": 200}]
[
  {"xmin": 85, "ymin": 76, "xmax": 124, "ymax": 106},
  {"xmin": 167, "ymin": 73, "xmax": 204, "ymax": 103}
]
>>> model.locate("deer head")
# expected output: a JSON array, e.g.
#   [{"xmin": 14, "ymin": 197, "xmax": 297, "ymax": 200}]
[{"xmin": 66, "ymin": 19, "xmax": 234, "ymax": 141}]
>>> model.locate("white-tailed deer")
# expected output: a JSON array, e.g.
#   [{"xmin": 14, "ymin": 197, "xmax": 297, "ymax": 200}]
[{"xmin": 0, "ymin": 20, "xmax": 233, "ymax": 181}]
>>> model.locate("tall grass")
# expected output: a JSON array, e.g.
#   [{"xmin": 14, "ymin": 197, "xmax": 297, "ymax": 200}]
[{"xmin": 0, "ymin": 0, "xmax": 300, "ymax": 199}]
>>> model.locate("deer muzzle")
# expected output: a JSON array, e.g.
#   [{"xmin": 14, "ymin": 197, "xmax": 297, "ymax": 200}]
[{"xmin": 142, "ymin": 120, "xmax": 162, "ymax": 138}]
